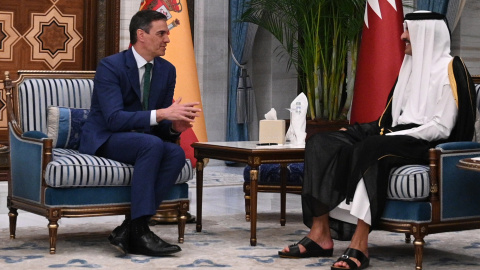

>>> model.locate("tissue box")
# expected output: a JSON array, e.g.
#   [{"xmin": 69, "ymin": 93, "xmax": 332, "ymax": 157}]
[{"xmin": 259, "ymin": 120, "xmax": 285, "ymax": 144}]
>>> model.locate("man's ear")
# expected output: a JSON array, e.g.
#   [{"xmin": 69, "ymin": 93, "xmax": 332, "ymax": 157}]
[{"xmin": 136, "ymin": 29, "xmax": 145, "ymax": 42}]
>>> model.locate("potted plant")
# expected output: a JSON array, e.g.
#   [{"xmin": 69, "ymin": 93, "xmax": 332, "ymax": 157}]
[{"xmin": 241, "ymin": 0, "xmax": 365, "ymax": 121}]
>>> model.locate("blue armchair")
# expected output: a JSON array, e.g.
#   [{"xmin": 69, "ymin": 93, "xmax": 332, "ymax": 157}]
[
  {"xmin": 376, "ymin": 76, "xmax": 480, "ymax": 270},
  {"xmin": 3, "ymin": 70, "xmax": 194, "ymax": 254},
  {"xmin": 243, "ymin": 76, "xmax": 480, "ymax": 269}
]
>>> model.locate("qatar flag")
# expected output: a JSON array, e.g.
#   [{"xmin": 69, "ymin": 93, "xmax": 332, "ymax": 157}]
[{"xmin": 350, "ymin": 0, "xmax": 405, "ymax": 124}]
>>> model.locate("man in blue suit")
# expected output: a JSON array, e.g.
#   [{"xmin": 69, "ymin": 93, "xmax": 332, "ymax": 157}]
[{"xmin": 79, "ymin": 10, "xmax": 201, "ymax": 257}]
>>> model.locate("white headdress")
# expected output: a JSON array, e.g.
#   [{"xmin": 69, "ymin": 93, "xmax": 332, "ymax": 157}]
[{"xmin": 391, "ymin": 11, "xmax": 452, "ymax": 127}]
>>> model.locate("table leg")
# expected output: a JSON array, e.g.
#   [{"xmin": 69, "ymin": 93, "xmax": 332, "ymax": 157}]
[
  {"xmin": 280, "ymin": 163, "xmax": 287, "ymax": 226},
  {"xmin": 249, "ymin": 166, "xmax": 258, "ymax": 246},
  {"xmin": 196, "ymin": 159, "xmax": 204, "ymax": 232}
]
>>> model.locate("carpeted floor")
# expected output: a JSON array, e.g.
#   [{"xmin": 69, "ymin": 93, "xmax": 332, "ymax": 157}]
[{"xmin": 1, "ymin": 212, "xmax": 480, "ymax": 269}]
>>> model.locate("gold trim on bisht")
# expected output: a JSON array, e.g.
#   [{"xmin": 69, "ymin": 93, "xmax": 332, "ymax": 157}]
[{"xmin": 448, "ymin": 59, "xmax": 459, "ymax": 108}]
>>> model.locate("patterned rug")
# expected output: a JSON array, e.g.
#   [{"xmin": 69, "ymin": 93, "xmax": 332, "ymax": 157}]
[{"xmin": 1, "ymin": 212, "xmax": 480, "ymax": 269}]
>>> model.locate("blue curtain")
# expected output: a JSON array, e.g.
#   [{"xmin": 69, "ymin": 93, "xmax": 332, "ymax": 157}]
[
  {"xmin": 227, "ymin": 0, "xmax": 249, "ymax": 141},
  {"xmin": 417, "ymin": 0, "xmax": 449, "ymax": 15}
]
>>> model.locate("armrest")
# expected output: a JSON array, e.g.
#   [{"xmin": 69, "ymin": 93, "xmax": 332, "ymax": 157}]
[
  {"xmin": 435, "ymin": 145, "xmax": 480, "ymax": 221},
  {"xmin": 9, "ymin": 126, "xmax": 51, "ymax": 203},
  {"xmin": 5, "ymin": 70, "xmax": 52, "ymax": 204},
  {"xmin": 23, "ymin": 130, "xmax": 48, "ymax": 140},
  {"xmin": 436, "ymin": 141, "xmax": 480, "ymax": 151}
]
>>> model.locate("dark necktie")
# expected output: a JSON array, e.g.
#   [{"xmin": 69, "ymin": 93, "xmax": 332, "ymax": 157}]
[{"xmin": 143, "ymin": 63, "xmax": 153, "ymax": 110}]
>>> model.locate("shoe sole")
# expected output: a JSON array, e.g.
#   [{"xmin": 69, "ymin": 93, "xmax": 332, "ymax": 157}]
[
  {"xmin": 108, "ymin": 235, "xmax": 128, "ymax": 256},
  {"xmin": 278, "ymin": 253, "xmax": 320, "ymax": 259},
  {"xmin": 278, "ymin": 250, "xmax": 333, "ymax": 259},
  {"xmin": 110, "ymin": 243, "xmax": 128, "ymax": 256},
  {"xmin": 129, "ymin": 248, "xmax": 181, "ymax": 257}
]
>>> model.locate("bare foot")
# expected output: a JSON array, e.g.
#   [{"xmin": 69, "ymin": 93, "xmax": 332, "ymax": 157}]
[
  {"xmin": 281, "ymin": 233, "xmax": 334, "ymax": 254},
  {"xmin": 332, "ymin": 245, "xmax": 368, "ymax": 269},
  {"xmin": 332, "ymin": 257, "xmax": 362, "ymax": 269},
  {"xmin": 281, "ymin": 215, "xmax": 334, "ymax": 256},
  {"xmin": 332, "ymin": 219, "xmax": 370, "ymax": 268}
]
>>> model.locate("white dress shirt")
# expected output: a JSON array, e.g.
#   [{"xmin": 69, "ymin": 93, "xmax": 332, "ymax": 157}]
[{"xmin": 132, "ymin": 46, "xmax": 158, "ymax": 126}]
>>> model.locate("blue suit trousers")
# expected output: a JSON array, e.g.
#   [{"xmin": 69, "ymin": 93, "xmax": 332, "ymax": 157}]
[{"xmin": 96, "ymin": 132, "xmax": 185, "ymax": 219}]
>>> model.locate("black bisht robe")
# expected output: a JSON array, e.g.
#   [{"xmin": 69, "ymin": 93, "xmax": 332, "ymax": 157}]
[{"xmin": 301, "ymin": 56, "xmax": 477, "ymax": 239}]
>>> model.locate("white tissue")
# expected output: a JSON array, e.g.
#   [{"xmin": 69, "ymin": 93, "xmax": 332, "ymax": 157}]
[
  {"xmin": 285, "ymin": 93, "xmax": 308, "ymax": 145},
  {"xmin": 264, "ymin": 108, "xmax": 277, "ymax": 120},
  {"xmin": 259, "ymin": 108, "xmax": 285, "ymax": 144}
]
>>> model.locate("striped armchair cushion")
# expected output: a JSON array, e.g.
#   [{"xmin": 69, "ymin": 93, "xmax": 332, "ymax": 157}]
[
  {"xmin": 45, "ymin": 149, "xmax": 133, "ymax": 187},
  {"xmin": 18, "ymin": 78, "xmax": 93, "ymax": 133},
  {"xmin": 387, "ymin": 165, "xmax": 430, "ymax": 201},
  {"xmin": 45, "ymin": 149, "xmax": 194, "ymax": 188},
  {"xmin": 176, "ymin": 158, "xmax": 194, "ymax": 184}
]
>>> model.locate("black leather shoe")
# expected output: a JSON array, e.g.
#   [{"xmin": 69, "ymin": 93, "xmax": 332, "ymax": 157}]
[
  {"xmin": 129, "ymin": 231, "xmax": 181, "ymax": 256},
  {"xmin": 108, "ymin": 220, "xmax": 130, "ymax": 255}
]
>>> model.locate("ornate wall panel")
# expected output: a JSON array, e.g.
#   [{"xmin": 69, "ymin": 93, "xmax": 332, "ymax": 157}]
[
  {"xmin": 23, "ymin": 5, "xmax": 83, "ymax": 69},
  {"xmin": 0, "ymin": 12, "xmax": 21, "ymax": 61},
  {"xmin": 1, "ymin": 0, "xmax": 89, "ymax": 76}
]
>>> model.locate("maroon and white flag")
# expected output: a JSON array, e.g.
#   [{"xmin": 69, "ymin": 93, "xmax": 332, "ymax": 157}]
[{"xmin": 350, "ymin": 0, "xmax": 405, "ymax": 124}]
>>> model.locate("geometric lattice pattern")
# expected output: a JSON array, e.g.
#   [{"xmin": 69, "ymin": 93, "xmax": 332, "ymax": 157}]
[
  {"xmin": 24, "ymin": 6, "xmax": 82, "ymax": 69},
  {"xmin": 0, "ymin": 11, "xmax": 21, "ymax": 61}
]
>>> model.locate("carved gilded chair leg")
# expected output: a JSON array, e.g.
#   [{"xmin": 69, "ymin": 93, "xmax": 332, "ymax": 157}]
[
  {"xmin": 413, "ymin": 237, "xmax": 425, "ymax": 270},
  {"xmin": 8, "ymin": 208, "xmax": 18, "ymax": 239},
  {"xmin": 48, "ymin": 219, "xmax": 59, "ymax": 254},
  {"xmin": 177, "ymin": 214, "xmax": 186, "ymax": 244},
  {"xmin": 405, "ymin": 233, "xmax": 411, "ymax": 243},
  {"xmin": 177, "ymin": 202, "xmax": 188, "ymax": 244},
  {"xmin": 243, "ymin": 183, "xmax": 251, "ymax": 221}
]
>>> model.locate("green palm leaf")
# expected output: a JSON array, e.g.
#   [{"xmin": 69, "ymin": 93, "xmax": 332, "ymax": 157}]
[{"xmin": 241, "ymin": 0, "xmax": 365, "ymax": 120}]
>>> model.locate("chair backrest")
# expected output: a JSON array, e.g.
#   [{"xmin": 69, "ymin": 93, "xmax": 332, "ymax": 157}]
[{"xmin": 13, "ymin": 71, "xmax": 95, "ymax": 134}]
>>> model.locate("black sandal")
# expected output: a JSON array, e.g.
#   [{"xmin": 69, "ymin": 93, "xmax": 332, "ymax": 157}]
[
  {"xmin": 278, "ymin": 236, "xmax": 333, "ymax": 258},
  {"xmin": 331, "ymin": 248, "xmax": 369, "ymax": 269}
]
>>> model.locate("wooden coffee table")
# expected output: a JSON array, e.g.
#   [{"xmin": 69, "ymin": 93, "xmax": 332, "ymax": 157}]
[{"xmin": 192, "ymin": 141, "xmax": 305, "ymax": 246}]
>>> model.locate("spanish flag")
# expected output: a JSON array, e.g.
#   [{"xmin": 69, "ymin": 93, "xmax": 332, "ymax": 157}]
[{"xmin": 139, "ymin": 0, "xmax": 207, "ymax": 166}]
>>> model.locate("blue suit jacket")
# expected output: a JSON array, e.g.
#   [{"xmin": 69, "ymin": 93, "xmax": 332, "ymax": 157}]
[{"xmin": 79, "ymin": 48, "xmax": 178, "ymax": 155}]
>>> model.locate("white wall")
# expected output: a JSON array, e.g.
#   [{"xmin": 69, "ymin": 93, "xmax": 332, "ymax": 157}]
[
  {"xmin": 250, "ymin": 27, "xmax": 298, "ymax": 138},
  {"xmin": 193, "ymin": 1, "xmax": 230, "ymax": 143}
]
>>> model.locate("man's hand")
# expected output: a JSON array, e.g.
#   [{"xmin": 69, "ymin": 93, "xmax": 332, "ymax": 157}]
[
  {"xmin": 156, "ymin": 97, "xmax": 201, "ymax": 122},
  {"xmin": 172, "ymin": 120, "xmax": 193, "ymax": 133}
]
